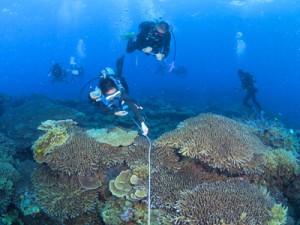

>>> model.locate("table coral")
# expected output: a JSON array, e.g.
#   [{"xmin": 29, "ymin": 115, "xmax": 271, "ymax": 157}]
[
  {"xmin": 46, "ymin": 129, "xmax": 122, "ymax": 178},
  {"xmin": 86, "ymin": 127, "xmax": 138, "ymax": 147},
  {"xmin": 155, "ymin": 113, "xmax": 265, "ymax": 174},
  {"xmin": 32, "ymin": 165, "xmax": 99, "ymax": 222},
  {"xmin": 151, "ymin": 162, "xmax": 228, "ymax": 211},
  {"xmin": 172, "ymin": 180, "xmax": 285, "ymax": 225}
]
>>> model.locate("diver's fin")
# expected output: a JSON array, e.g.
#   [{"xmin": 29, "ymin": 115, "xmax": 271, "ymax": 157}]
[
  {"xmin": 116, "ymin": 54, "xmax": 125, "ymax": 79},
  {"xmin": 120, "ymin": 32, "xmax": 135, "ymax": 40}
]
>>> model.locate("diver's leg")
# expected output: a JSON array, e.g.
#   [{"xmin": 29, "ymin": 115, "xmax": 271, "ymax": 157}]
[
  {"xmin": 116, "ymin": 55, "xmax": 125, "ymax": 78},
  {"xmin": 121, "ymin": 77, "xmax": 129, "ymax": 94},
  {"xmin": 126, "ymin": 37, "xmax": 137, "ymax": 53},
  {"xmin": 243, "ymin": 93, "xmax": 252, "ymax": 109},
  {"xmin": 252, "ymin": 94, "xmax": 262, "ymax": 111}
]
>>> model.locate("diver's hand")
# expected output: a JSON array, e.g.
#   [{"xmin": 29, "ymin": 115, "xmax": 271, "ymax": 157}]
[
  {"xmin": 156, "ymin": 53, "xmax": 165, "ymax": 61},
  {"xmin": 89, "ymin": 91, "xmax": 101, "ymax": 100},
  {"xmin": 142, "ymin": 47, "xmax": 153, "ymax": 53},
  {"xmin": 114, "ymin": 111, "xmax": 128, "ymax": 116},
  {"xmin": 141, "ymin": 122, "xmax": 149, "ymax": 136}
]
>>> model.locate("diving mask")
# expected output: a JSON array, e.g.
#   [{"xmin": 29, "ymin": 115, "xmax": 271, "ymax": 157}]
[{"xmin": 105, "ymin": 90, "xmax": 121, "ymax": 101}]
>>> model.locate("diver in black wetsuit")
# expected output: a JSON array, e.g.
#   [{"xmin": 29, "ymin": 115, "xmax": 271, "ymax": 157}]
[
  {"xmin": 126, "ymin": 21, "xmax": 171, "ymax": 61},
  {"xmin": 48, "ymin": 62, "xmax": 67, "ymax": 83},
  {"xmin": 238, "ymin": 69, "xmax": 263, "ymax": 113},
  {"xmin": 89, "ymin": 64, "xmax": 148, "ymax": 136}
]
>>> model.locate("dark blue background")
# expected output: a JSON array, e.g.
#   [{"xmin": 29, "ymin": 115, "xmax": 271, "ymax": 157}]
[{"xmin": 0, "ymin": 0, "xmax": 299, "ymax": 127}]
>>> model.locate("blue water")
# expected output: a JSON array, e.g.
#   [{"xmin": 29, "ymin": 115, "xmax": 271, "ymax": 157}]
[{"xmin": 0, "ymin": 0, "xmax": 300, "ymax": 127}]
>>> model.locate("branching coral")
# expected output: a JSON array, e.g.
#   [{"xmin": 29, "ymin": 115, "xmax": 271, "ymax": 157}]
[
  {"xmin": 172, "ymin": 180, "xmax": 278, "ymax": 225},
  {"xmin": 155, "ymin": 113, "xmax": 265, "ymax": 174},
  {"xmin": 151, "ymin": 162, "xmax": 228, "ymax": 211},
  {"xmin": 31, "ymin": 165, "xmax": 99, "ymax": 221},
  {"xmin": 263, "ymin": 148, "xmax": 299, "ymax": 187},
  {"xmin": 268, "ymin": 204, "xmax": 288, "ymax": 225}
]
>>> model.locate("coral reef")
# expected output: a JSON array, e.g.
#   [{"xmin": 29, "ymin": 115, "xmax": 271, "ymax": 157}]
[
  {"xmin": 86, "ymin": 127, "xmax": 138, "ymax": 147},
  {"xmin": 31, "ymin": 165, "xmax": 99, "ymax": 222},
  {"xmin": 172, "ymin": 180, "xmax": 284, "ymax": 225},
  {"xmin": 2, "ymin": 93, "xmax": 298, "ymax": 224},
  {"xmin": 155, "ymin": 113, "xmax": 265, "ymax": 174}
]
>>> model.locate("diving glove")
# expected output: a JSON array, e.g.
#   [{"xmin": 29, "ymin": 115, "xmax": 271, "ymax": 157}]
[
  {"xmin": 156, "ymin": 53, "xmax": 165, "ymax": 61},
  {"xmin": 114, "ymin": 111, "xmax": 128, "ymax": 116},
  {"xmin": 142, "ymin": 47, "xmax": 153, "ymax": 53},
  {"xmin": 89, "ymin": 87, "xmax": 102, "ymax": 101}
]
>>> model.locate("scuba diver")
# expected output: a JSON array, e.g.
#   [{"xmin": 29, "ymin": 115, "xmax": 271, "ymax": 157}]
[
  {"xmin": 48, "ymin": 62, "xmax": 67, "ymax": 84},
  {"xmin": 88, "ymin": 59, "xmax": 148, "ymax": 136},
  {"xmin": 69, "ymin": 56, "xmax": 84, "ymax": 80},
  {"xmin": 238, "ymin": 69, "xmax": 263, "ymax": 113},
  {"xmin": 126, "ymin": 21, "xmax": 171, "ymax": 61}
]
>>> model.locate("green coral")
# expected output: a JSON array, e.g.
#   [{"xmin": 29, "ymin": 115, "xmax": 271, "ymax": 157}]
[
  {"xmin": 263, "ymin": 148, "xmax": 299, "ymax": 184},
  {"xmin": 32, "ymin": 125, "xmax": 70, "ymax": 163},
  {"xmin": 109, "ymin": 169, "xmax": 148, "ymax": 202},
  {"xmin": 267, "ymin": 204, "xmax": 288, "ymax": 225}
]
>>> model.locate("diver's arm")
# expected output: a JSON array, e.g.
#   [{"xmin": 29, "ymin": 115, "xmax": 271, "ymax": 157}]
[
  {"xmin": 121, "ymin": 92, "xmax": 149, "ymax": 135},
  {"xmin": 121, "ymin": 93, "xmax": 144, "ymax": 123},
  {"xmin": 161, "ymin": 33, "xmax": 171, "ymax": 57}
]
